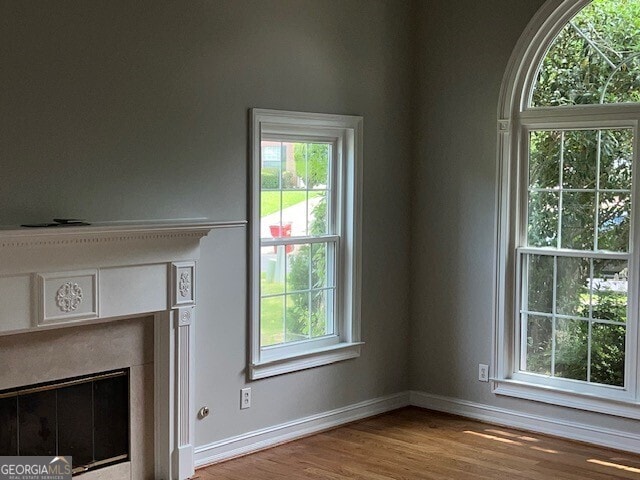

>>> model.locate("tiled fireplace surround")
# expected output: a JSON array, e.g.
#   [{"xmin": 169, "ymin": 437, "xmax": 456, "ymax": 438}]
[{"xmin": 0, "ymin": 221, "xmax": 225, "ymax": 480}]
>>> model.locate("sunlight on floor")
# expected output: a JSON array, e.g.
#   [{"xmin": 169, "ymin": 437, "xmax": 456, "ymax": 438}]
[
  {"xmin": 463, "ymin": 430, "xmax": 523, "ymax": 446},
  {"xmin": 588, "ymin": 459, "xmax": 640, "ymax": 474},
  {"xmin": 463, "ymin": 430, "xmax": 558, "ymax": 455},
  {"xmin": 530, "ymin": 446, "xmax": 559, "ymax": 454},
  {"xmin": 485, "ymin": 429, "xmax": 540, "ymax": 442}
]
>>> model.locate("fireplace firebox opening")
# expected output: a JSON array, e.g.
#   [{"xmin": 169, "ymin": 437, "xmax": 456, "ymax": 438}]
[{"xmin": 0, "ymin": 369, "xmax": 130, "ymax": 475}]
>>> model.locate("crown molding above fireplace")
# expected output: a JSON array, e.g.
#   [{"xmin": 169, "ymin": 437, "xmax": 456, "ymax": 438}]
[{"xmin": 0, "ymin": 219, "xmax": 244, "ymax": 480}]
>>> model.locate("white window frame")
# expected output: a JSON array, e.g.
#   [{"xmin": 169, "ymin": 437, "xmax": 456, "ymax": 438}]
[
  {"xmin": 249, "ymin": 109, "xmax": 363, "ymax": 380},
  {"xmin": 494, "ymin": 0, "xmax": 640, "ymax": 418}
]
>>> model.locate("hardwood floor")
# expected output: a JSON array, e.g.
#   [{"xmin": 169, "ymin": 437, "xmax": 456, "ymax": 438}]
[{"xmin": 195, "ymin": 407, "xmax": 640, "ymax": 479}]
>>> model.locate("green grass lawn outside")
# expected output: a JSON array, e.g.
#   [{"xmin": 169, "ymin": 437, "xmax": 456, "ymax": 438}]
[
  {"xmin": 260, "ymin": 274, "xmax": 285, "ymax": 346},
  {"xmin": 261, "ymin": 191, "xmax": 322, "ymax": 217}
]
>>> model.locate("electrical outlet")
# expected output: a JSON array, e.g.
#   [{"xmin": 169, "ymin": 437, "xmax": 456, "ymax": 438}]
[
  {"xmin": 478, "ymin": 364, "xmax": 489, "ymax": 382},
  {"xmin": 240, "ymin": 387, "xmax": 251, "ymax": 409}
]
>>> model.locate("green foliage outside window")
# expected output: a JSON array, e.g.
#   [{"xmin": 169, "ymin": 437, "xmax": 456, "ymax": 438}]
[
  {"xmin": 533, "ymin": 0, "xmax": 640, "ymax": 106},
  {"xmin": 526, "ymin": 284, "xmax": 626, "ymax": 387},
  {"xmin": 261, "ymin": 168, "xmax": 280, "ymax": 189},
  {"xmin": 286, "ymin": 200, "xmax": 329, "ymax": 340},
  {"xmin": 294, "ymin": 143, "xmax": 329, "ymax": 188}
]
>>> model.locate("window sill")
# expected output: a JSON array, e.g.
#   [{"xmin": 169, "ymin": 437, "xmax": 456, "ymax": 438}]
[
  {"xmin": 250, "ymin": 342, "xmax": 363, "ymax": 380},
  {"xmin": 493, "ymin": 378, "xmax": 640, "ymax": 420}
]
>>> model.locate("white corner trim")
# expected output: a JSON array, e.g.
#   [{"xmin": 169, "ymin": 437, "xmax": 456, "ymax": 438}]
[
  {"xmin": 409, "ymin": 391, "xmax": 640, "ymax": 455},
  {"xmin": 194, "ymin": 392, "xmax": 410, "ymax": 468}
]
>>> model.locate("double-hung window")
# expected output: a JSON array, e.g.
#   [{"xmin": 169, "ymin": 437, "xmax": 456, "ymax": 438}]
[
  {"xmin": 495, "ymin": 0, "xmax": 640, "ymax": 416},
  {"xmin": 249, "ymin": 109, "xmax": 363, "ymax": 379}
]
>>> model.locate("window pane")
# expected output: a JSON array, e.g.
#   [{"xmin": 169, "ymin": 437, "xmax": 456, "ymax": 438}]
[
  {"xmin": 554, "ymin": 318, "xmax": 588, "ymax": 381},
  {"xmin": 281, "ymin": 142, "xmax": 306, "ymax": 191},
  {"xmin": 529, "ymin": 131, "xmax": 561, "ymax": 189},
  {"xmin": 261, "ymin": 242, "xmax": 337, "ymax": 348},
  {"xmin": 531, "ymin": 0, "xmax": 640, "ymax": 107},
  {"xmin": 556, "ymin": 256, "xmax": 590, "ymax": 317},
  {"xmin": 261, "ymin": 142, "xmax": 283, "ymax": 195},
  {"xmin": 591, "ymin": 259, "xmax": 628, "ymax": 323},
  {"xmin": 260, "ymin": 193, "xmax": 283, "ymax": 236},
  {"xmin": 297, "ymin": 143, "xmax": 330, "ymax": 190},
  {"xmin": 524, "ymin": 314, "xmax": 552, "ymax": 375},
  {"xmin": 598, "ymin": 193, "xmax": 630, "ymax": 252},
  {"xmin": 261, "ymin": 167, "xmax": 281, "ymax": 191},
  {"xmin": 603, "ymin": 56, "xmax": 640, "ymax": 104},
  {"xmin": 261, "ymin": 296, "xmax": 285, "ymax": 347},
  {"xmin": 280, "ymin": 192, "xmax": 309, "ymax": 236},
  {"xmin": 311, "ymin": 289, "xmax": 333, "ymax": 337},
  {"xmin": 262, "ymin": 144, "xmax": 283, "ymax": 171},
  {"xmin": 561, "ymin": 192, "xmax": 595, "ymax": 250},
  {"xmin": 308, "ymin": 192, "xmax": 328, "ymax": 236},
  {"xmin": 261, "ymin": 245, "xmax": 285, "ymax": 295},
  {"xmin": 600, "ymin": 129, "xmax": 633, "ymax": 191},
  {"xmin": 591, "ymin": 323, "xmax": 625, "ymax": 387},
  {"xmin": 311, "ymin": 242, "xmax": 329, "ymax": 289},
  {"xmin": 286, "ymin": 244, "xmax": 311, "ymax": 293},
  {"xmin": 527, "ymin": 192, "xmax": 559, "ymax": 247},
  {"xmin": 532, "ymin": 24, "xmax": 610, "ymax": 106},
  {"xmin": 285, "ymin": 292, "xmax": 310, "ymax": 342},
  {"xmin": 526, "ymin": 254, "xmax": 554, "ymax": 314},
  {"xmin": 563, "ymin": 130, "xmax": 597, "ymax": 189},
  {"xmin": 260, "ymin": 141, "xmax": 332, "ymax": 238}
]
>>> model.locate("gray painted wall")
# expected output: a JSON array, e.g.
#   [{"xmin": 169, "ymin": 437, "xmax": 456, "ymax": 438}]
[
  {"xmin": 1, "ymin": 0, "xmax": 413, "ymax": 447},
  {"xmin": 410, "ymin": 0, "xmax": 640, "ymax": 434}
]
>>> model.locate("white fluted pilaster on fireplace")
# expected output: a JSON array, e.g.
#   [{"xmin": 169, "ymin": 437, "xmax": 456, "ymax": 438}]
[{"xmin": 0, "ymin": 220, "xmax": 241, "ymax": 480}]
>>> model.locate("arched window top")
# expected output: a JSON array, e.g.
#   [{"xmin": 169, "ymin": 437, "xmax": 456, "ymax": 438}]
[{"xmin": 531, "ymin": 0, "xmax": 640, "ymax": 107}]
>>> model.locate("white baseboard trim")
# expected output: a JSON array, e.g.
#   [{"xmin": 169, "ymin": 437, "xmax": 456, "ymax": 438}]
[
  {"xmin": 195, "ymin": 389, "xmax": 640, "ymax": 468},
  {"xmin": 410, "ymin": 390, "xmax": 640, "ymax": 454},
  {"xmin": 194, "ymin": 391, "xmax": 410, "ymax": 467}
]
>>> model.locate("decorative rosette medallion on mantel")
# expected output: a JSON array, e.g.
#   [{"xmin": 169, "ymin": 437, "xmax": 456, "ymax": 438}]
[
  {"xmin": 56, "ymin": 282, "xmax": 83, "ymax": 312},
  {"xmin": 0, "ymin": 219, "xmax": 245, "ymax": 480},
  {"xmin": 38, "ymin": 270, "xmax": 98, "ymax": 325}
]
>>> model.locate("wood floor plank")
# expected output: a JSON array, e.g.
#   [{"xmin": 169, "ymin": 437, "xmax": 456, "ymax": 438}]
[{"xmin": 196, "ymin": 407, "xmax": 640, "ymax": 479}]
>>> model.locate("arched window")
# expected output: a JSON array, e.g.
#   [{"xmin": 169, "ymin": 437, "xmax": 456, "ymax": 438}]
[{"xmin": 494, "ymin": 0, "xmax": 640, "ymax": 417}]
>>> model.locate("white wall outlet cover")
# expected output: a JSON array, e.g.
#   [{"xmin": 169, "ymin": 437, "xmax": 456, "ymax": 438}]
[
  {"xmin": 478, "ymin": 364, "xmax": 489, "ymax": 382},
  {"xmin": 241, "ymin": 387, "xmax": 251, "ymax": 409}
]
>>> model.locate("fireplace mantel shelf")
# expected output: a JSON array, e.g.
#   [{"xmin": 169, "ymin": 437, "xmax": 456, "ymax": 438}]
[
  {"xmin": 0, "ymin": 218, "xmax": 245, "ymax": 480},
  {"xmin": 0, "ymin": 219, "xmax": 245, "ymax": 247}
]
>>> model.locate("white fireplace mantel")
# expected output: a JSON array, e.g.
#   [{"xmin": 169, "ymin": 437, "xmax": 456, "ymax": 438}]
[{"xmin": 0, "ymin": 220, "xmax": 242, "ymax": 480}]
